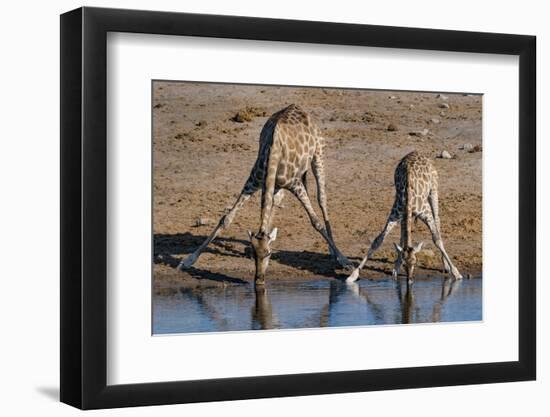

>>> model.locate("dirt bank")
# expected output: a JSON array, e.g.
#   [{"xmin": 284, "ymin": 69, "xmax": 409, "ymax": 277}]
[{"xmin": 153, "ymin": 82, "xmax": 482, "ymax": 288}]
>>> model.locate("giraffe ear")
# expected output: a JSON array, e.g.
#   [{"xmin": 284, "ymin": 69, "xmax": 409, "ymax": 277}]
[
  {"xmin": 268, "ymin": 228, "xmax": 278, "ymax": 242},
  {"xmin": 393, "ymin": 243, "xmax": 403, "ymax": 253},
  {"xmin": 247, "ymin": 230, "xmax": 254, "ymax": 241},
  {"xmin": 413, "ymin": 241, "xmax": 424, "ymax": 253}
]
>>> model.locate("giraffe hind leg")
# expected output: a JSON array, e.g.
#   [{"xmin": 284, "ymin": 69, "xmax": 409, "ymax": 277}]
[{"xmin": 178, "ymin": 180, "xmax": 258, "ymax": 269}]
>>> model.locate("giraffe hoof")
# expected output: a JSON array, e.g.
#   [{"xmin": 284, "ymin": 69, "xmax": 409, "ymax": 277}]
[
  {"xmin": 346, "ymin": 269, "xmax": 360, "ymax": 283},
  {"xmin": 449, "ymin": 267, "xmax": 463, "ymax": 280}
]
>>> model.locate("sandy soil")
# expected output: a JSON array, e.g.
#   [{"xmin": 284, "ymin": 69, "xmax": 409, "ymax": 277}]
[{"xmin": 153, "ymin": 82, "xmax": 482, "ymax": 288}]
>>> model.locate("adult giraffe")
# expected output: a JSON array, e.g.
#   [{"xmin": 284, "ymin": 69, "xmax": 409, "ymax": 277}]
[{"xmin": 179, "ymin": 104, "xmax": 352, "ymax": 284}]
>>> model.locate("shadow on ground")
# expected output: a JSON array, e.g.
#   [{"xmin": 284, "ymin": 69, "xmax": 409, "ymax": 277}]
[
  {"xmin": 154, "ymin": 232, "xmax": 250, "ymax": 284},
  {"xmin": 153, "ymin": 232, "xmax": 439, "ymax": 282}
]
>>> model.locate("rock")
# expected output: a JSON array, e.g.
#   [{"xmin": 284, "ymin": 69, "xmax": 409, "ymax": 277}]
[
  {"xmin": 439, "ymin": 102, "xmax": 450, "ymax": 109},
  {"xmin": 195, "ymin": 120, "xmax": 207, "ymax": 127},
  {"xmin": 387, "ymin": 123, "xmax": 398, "ymax": 132},
  {"xmin": 231, "ymin": 111, "xmax": 252, "ymax": 123},
  {"xmin": 231, "ymin": 106, "xmax": 267, "ymax": 123},
  {"xmin": 469, "ymin": 144, "xmax": 483, "ymax": 153},
  {"xmin": 439, "ymin": 111, "xmax": 446, "ymax": 117},
  {"xmin": 430, "ymin": 118, "xmax": 440, "ymax": 124},
  {"xmin": 389, "ymin": 95, "xmax": 397, "ymax": 99},
  {"xmin": 436, "ymin": 94, "xmax": 449, "ymax": 100},
  {"xmin": 362, "ymin": 112, "xmax": 375, "ymax": 123},
  {"xmin": 438, "ymin": 150, "xmax": 452, "ymax": 159},
  {"xmin": 408, "ymin": 128, "xmax": 429, "ymax": 137},
  {"xmin": 460, "ymin": 143, "xmax": 474, "ymax": 151},
  {"xmin": 195, "ymin": 217, "xmax": 213, "ymax": 227},
  {"xmin": 409, "ymin": 104, "xmax": 415, "ymax": 109}
]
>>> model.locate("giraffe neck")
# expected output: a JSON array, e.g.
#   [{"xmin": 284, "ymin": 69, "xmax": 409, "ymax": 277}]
[
  {"xmin": 404, "ymin": 168, "xmax": 413, "ymax": 248},
  {"xmin": 258, "ymin": 144, "xmax": 281, "ymax": 235}
]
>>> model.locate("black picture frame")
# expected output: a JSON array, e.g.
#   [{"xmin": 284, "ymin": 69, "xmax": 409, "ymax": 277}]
[{"xmin": 60, "ymin": 6, "xmax": 536, "ymax": 410}]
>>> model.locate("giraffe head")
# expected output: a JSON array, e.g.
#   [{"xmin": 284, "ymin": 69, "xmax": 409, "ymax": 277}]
[
  {"xmin": 394, "ymin": 242, "xmax": 424, "ymax": 282},
  {"xmin": 247, "ymin": 228, "xmax": 278, "ymax": 285}
]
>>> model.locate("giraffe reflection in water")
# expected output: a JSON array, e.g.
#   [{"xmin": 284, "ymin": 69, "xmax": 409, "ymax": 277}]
[{"xmin": 153, "ymin": 277, "xmax": 480, "ymax": 334}]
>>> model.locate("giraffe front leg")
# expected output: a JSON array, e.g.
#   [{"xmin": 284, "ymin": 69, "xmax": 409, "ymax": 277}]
[
  {"xmin": 439, "ymin": 244, "xmax": 462, "ymax": 280},
  {"xmin": 442, "ymin": 256, "xmax": 451, "ymax": 274},
  {"xmin": 422, "ymin": 214, "xmax": 463, "ymax": 280},
  {"xmin": 312, "ymin": 148, "xmax": 338, "ymax": 258},
  {"xmin": 291, "ymin": 182, "xmax": 353, "ymax": 271},
  {"xmin": 347, "ymin": 214, "xmax": 399, "ymax": 283},
  {"xmin": 178, "ymin": 183, "xmax": 257, "ymax": 269},
  {"xmin": 427, "ymin": 189, "xmax": 452, "ymax": 274}
]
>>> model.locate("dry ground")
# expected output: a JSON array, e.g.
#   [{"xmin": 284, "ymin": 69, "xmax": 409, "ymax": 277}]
[{"xmin": 153, "ymin": 82, "xmax": 482, "ymax": 288}]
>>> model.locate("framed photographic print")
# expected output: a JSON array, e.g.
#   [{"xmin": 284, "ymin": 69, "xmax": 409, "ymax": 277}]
[{"xmin": 60, "ymin": 6, "xmax": 536, "ymax": 409}]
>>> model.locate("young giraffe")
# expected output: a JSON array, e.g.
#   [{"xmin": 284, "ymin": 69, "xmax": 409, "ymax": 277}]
[
  {"xmin": 347, "ymin": 151, "xmax": 462, "ymax": 283},
  {"xmin": 179, "ymin": 104, "xmax": 352, "ymax": 284}
]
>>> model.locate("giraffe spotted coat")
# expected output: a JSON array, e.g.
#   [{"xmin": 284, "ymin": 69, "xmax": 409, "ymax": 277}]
[
  {"xmin": 179, "ymin": 104, "xmax": 352, "ymax": 284},
  {"xmin": 347, "ymin": 151, "xmax": 462, "ymax": 282}
]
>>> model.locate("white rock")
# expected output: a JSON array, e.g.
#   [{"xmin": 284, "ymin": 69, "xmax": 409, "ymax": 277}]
[
  {"xmin": 195, "ymin": 217, "xmax": 213, "ymax": 227},
  {"xmin": 420, "ymin": 128, "xmax": 430, "ymax": 136},
  {"xmin": 431, "ymin": 118, "xmax": 440, "ymax": 124},
  {"xmin": 436, "ymin": 94, "xmax": 449, "ymax": 100},
  {"xmin": 439, "ymin": 102, "xmax": 450, "ymax": 109},
  {"xmin": 439, "ymin": 150, "xmax": 452, "ymax": 159},
  {"xmin": 460, "ymin": 143, "xmax": 474, "ymax": 151},
  {"xmin": 389, "ymin": 95, "xmax": 397, "ymax": 99}
]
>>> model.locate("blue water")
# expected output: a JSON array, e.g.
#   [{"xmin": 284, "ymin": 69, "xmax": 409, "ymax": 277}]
[{"xmin": 153, "ymin": 277, "xmax": 482, "ymax": 335}]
